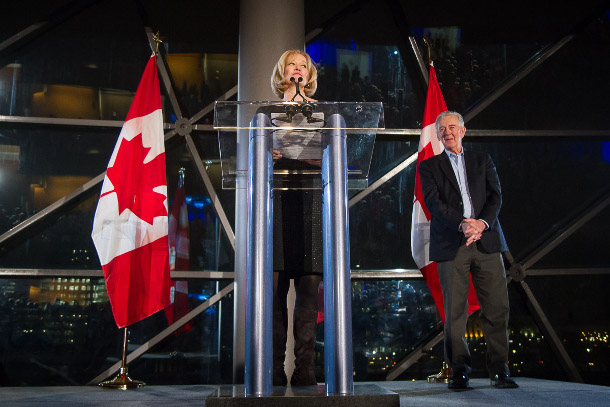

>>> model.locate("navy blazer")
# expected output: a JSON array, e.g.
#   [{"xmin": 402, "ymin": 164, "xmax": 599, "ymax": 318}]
[{"xmin": 418, "ymin": 150, "xmax": 508, "ymax": 262}]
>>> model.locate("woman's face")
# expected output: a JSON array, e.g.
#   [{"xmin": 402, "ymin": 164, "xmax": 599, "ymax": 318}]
[{"xmin": 283, "ymin": 53, "xmax": 309, "ymax": 85}]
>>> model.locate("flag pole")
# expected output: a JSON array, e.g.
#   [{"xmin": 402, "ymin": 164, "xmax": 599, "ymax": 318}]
[{"xmin": 98, "ymin": 328, "xmax": 146, "ymax": 389}]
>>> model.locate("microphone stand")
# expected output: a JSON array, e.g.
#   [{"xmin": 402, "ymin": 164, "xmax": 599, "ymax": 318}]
[
  {"xmin": 280, "ymin": 76, "xmax": 320, "ymax": 124},
  {"xmin": 289, "ymin": 77, "xmax": 317, "ymax": 123}
]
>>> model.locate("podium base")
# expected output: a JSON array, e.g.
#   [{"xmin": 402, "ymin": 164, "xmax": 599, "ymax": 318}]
[{"xmin": 205, "ymin": 384, "xmax": 399, "ymax": 407}]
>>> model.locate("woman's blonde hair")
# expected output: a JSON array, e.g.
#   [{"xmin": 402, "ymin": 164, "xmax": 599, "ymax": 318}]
[{"xmin": 270, "ymin": 50, "xmax": 318, "ymax": 99}]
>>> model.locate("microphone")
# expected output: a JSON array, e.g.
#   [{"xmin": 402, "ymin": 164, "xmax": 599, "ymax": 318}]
[
  {"xmin": 288, "ymin": 77, "xmax": 318, "ymax": 122},
  {"xmin": 290, "ymin": 76, "xmax": 305, "ymax": 102}
]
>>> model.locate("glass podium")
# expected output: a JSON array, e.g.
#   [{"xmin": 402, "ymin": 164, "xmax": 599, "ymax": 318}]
[{"xmin": 214, "ymin": 101, "xmax": 384, "ymax": 396}]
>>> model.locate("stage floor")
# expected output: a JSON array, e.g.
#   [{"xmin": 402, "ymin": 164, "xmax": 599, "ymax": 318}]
[{"xmin": 2, "ymin": 378, "xmax": 609, "ymax": 407}]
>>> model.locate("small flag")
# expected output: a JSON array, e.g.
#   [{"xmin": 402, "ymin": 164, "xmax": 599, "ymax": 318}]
[{"xmin": 165, "ymin": 170, "xmax": 192, "ymax": 332}]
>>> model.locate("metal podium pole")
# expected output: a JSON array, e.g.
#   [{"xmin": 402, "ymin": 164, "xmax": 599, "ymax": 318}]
[
  {"xmin": 322, "ymin": 114, "xmax": 354, "ymax": 395},
  {"xmin": 245, "ymin": 113, "xmax": 274, "ymax": 396}
]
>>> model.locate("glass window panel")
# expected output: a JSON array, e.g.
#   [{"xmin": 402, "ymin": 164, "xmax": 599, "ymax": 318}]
[
  {"xmin": 465, "ymin": 138, "xmax": 610, "ymax": 265},
  {"xmin": 391, "ymin": 283, "xmax": 568, "ymax": 381},
  {"xmin": 366, "ymin": 137, "xmax": 417, "ymax": 182},
  {"xmin": 190, "ymin": 130, "xmax": 236, "ymax": 223},
  {"xmin": 0, "ymin": 1, "xmax": 171, "ymax": 120},
  {"xmin": 0, "ymin": 277, "xmax": 118, "ymax": 385},
  {"xmin": 0, "ymin": 192, "xmax": 100, "ymax": 269},
  {"xmin": 305, "ymin": 0, "xmax": 425, "ymax": 129},
  {"xmin": 417, "ymin": 35, "xmax": 544, "ymax": 114},
  {"xmin": 467, "ymin": 13, "xmax": 610, "ymax": 130},
  {"xmin": 0, "ymin": 128, "xmax": 233, "ymax": 271},
  {"xmin": 166, "ymin": 134, "xmax": 235, "ymax": 271},
  {"xmin": 0, "ymin": 126, "xmax": 116, "ymax": 237},
  {"xmin": 522, "ymin": 275, "xmax": 610, "ymax": 385},
  {"xmin": 166, "ymin": 53, "xmax": 238, "ymax": 121},
  {"xmin": 0, "ymin": 276, "xmax": 233, "ymax": 385},
  {"xmin": 350, "ymin": 167, "xmax": 417, "ymax": 270},
  {"xmin": 125, "ymin": 279, "xmax": 234, "ymax": 384},
  {"xmin": 314, "ymin": 280, "xmax": 440, "ymax": 381},
  {"xmin": 350, "ymin": 137, "xmax": 609, "ymax": 271},
  {"xmin": 535, "ymin": 206, "xmax": 610, "ymax": 269}
]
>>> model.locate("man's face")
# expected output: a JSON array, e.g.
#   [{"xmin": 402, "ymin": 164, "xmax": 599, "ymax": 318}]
[{"xmin": 437, "ymin": 114, "xmax": 466, "ymax": 154}]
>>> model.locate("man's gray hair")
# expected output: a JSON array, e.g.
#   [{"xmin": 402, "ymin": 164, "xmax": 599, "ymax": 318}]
[{"xmin": 435, "ymin": 111, "xmax": 465, "ymax": 133}]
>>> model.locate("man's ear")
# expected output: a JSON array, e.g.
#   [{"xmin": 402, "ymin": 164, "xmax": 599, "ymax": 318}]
[{"xmin": 460, "ymin": 126, "xmax": 467, "ymax": 138}]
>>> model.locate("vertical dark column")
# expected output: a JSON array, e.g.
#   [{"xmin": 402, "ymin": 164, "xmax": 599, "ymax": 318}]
[{"xmin": 234, "ymin": 0, "xmax": 305, "ymax": 384}]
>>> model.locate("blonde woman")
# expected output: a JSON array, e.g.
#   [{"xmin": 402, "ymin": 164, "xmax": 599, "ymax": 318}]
[{"xmin": 269, "ymin": 50, "xmax": 321, "ymax": 386}]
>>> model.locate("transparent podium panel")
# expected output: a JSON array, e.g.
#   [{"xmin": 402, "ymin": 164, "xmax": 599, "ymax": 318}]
[
  {"xmin": 214, "ymin": 101, "xmax": 384, "ymax": 189},
  {"xmin": 217, "ymin": 101, "xmax": 384, "ymax": 396}
]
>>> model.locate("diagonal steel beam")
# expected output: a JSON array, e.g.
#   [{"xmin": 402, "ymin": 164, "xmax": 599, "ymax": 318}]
[
  {"xmin": 0, "ymin": 173, "xmax": 104, "ymax": 246},
  {"xmin": 0, "ymin": 129, "xmax": 178, "ymax": 247},
  {"xmin": 88, "ymin": 282, "xmax": 234, "ymax": 385},
  {"xmin": 521, "ymin": 190, "xmax": 610, "ymax": 270},
  {"xmin": 0, "ymin": 19, "xmax": 235, "ymax": 247},
  {"xmin": 350, "ymin": 19, "xmax": 580, "ymax": 205},
  {"xmin": 190, "ymin": 85, "xmax": 237, "ymax": 125},
  {"xmin": 409, "ymin": 36, "xmax": 429, "ymax": 85},
  {"xmin": 463, "ymin": 34, "xmax": 573, "ymax": 122},
  {"xmin": 184, "ymin": 133, "xmax": 235, "ymax": 250},
  {"xmin": 0, "ymin": 0, "xmax": 101, "ymax": 68},
  {"xmin": 385, "ymin": 330, "xmax": 444, "ymax": 381},
  {"xmin": 518, "ymin": 280, "xmax": 583, "ymax": 382},
  {"xmin": 304, "ymin": 0, "xmax": 368, "ymax": 44},
  {"xmin": 349, "ymin": 152, "xmax": 417, "ymax": 208}
]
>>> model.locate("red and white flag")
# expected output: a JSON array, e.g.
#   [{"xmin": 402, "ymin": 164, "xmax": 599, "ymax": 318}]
[
  {"xmin": 411, "ymin": 64, "xmax": 479, "ymax": 322},
  {"xmin": 165, "ymin": 171, "xmax": 191, "ymax": 329},
  {"xmin": 92, "ymin": 55, "xmax": 171, "ymax": 328}
]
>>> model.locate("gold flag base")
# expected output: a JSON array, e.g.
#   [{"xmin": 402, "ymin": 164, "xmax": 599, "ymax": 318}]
[
  {"xmin": 99, "ymin": 328, "xmax": 145, "ymax": 390},
  {"xmin": 427, "ymin": 362, "xmax": 452, "ymax": 383},
  {"xmin": 99, "ymin": 367, "xmax": 146, "ymax": 390}
]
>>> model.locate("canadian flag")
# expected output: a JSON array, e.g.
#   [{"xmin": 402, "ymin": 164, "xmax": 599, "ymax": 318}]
[
  {"xmin": 411, "ymin": 64, "xmax": 479, "ymax": 322},
  {"xmin": 91, "ymin": 55, "xmax": 171, "ymax": 328}
]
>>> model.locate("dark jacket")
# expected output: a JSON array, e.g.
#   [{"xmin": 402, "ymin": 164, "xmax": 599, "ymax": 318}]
[{"xmin": 418, "ymin": 150, "xmax": 508, "ymax": 262}]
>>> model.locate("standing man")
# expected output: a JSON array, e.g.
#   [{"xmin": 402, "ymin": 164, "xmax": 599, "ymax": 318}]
[{"xmin": 418, "ymin": 111, "xmax": 518, "ymax": 390}]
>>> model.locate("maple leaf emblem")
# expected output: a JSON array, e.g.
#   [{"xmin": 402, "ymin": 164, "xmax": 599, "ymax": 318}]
[{"xmin": 102, "ymin": 133, "xmax": 167, "ymax": 224}]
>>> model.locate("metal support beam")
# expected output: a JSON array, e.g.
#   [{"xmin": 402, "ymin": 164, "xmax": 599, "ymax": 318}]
[
  {"xmin": 349, "ymin": 151, "xmax": 417, "ymax": 208},
  {"xmin": 184, "ymin": 133, "xmax": 235, "ymax": 249},
  {"xmin": 0, "ymin": 173, "xmax": 104, "ymax": 246},
  {"xmin": 190, "ymin": 85, "xmax": 237, "ymax": 125},
  {"xmin": 3, "ymin": 267, "xmax": 607, "ymax": 279},
  {"xmin": 0, "ymin": 0, "xmax": 100, "ymax": 68},
  {"xmin": 409, "ymin": 36, "xmax": 429, "ymax": 85},
  {"xmin": 463, "ymin": 34, "xmax": 574, "ymax": 122},
  {"xmin": 518, "ymin": 280, "xmax": 583, "ymax": 382},
  {"xmin": 521, "ymin": 190, "xmax": 610, "ymax": 270},
  {"xmin": 385, "ymin": 330, "xmax": 444, "ymax": 381}
]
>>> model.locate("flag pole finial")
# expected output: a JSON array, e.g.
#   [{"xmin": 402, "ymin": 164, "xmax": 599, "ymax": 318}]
[
  {"xmin": 152, "ymin": 31, "xmax": 163, "ymax": 55},
  {"xmin": 423, "ymin": 37, "xmax": 432, "ymax": 65}
]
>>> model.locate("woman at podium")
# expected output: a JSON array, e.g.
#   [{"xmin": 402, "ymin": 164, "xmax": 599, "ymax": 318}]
[{"xmin": 269, "ymin": 50, "xmax": 322, "ymax": 386}]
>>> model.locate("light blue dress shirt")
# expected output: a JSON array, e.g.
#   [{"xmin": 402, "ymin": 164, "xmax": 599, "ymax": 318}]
[
  {"xmin": 445, "ymin": 148, "xmax": 489, "ymax": 230},
  {"xmin": 445, "ymin": 149, "xmax": 473, "ymax": 219}
]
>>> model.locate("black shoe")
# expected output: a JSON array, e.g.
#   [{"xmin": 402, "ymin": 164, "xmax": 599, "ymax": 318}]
[
  {"xmin": 448, "ymin": 373, "xmax": 471, "ymax": 390},
  {"xmin": 491, "ymin": 374, "xmax": 519, "ymax": 389}
]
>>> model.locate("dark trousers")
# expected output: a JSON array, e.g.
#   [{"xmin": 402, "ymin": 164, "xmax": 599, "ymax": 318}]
[{"xmin": 437, "ymin": 242, "xmax": 510, "ymax": 378}]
